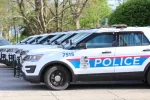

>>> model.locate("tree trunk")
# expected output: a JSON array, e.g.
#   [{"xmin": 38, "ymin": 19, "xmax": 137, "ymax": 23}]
[
  {"xmin": 74, "ymin": 17, "xmax": 80, "ymax": 29},
  {"xmin": 75, "ymin": 0, "xmax": 80, "ymax": 29},
  {"xmin": 70, "ymin": 0, "xmax": 88, "ymax": 29},
  {"xmin": 17, "ymin": 0, "xmax": 35, "ymax": 34},
  {"xmin": 35, "ymin": 0, "xmax": 47, "ymax": 33},
  {"xmin": 54, "ymin": 0, "xmax": 59, "ymax": 32}
]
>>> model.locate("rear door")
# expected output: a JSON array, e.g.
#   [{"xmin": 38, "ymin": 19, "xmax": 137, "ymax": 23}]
[{"xmin": 114, "ymin": 31, "xmax": 150, "ymax": 80}]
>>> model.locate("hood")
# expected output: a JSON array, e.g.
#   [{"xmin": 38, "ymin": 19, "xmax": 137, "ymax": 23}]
[
  {"xmin": 0, "ymin": 44, "xmax": 52, "ymax": 50},
  {"xmin": 0, "ymin": 45, "xmax": 19, "ymax": 49},
  {"xmin": 19, "ymin": 45, "xmax": 62, "ymax": 51},
  {"xmin": 27, "ymin": 48, "xmax": 63, "ymax": 55}
]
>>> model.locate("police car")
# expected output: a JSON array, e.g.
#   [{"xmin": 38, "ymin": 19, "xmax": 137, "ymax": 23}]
[
  {"xmin": 18, "ymin": 35, "xmax": 39, "ymax": 45},
  {"xmin": 0, "ymin": 32, "xmax": 65, "ymax": 65},
  {"xmin": 22, "ymin": 26, "xmax": 150, "ymax": 90}
]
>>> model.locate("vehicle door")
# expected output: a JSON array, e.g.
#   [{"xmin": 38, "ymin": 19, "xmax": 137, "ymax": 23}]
[
  {"xmin": 69, "ymin": 32, "xmax": 117, "ymax": 81},
  {"xmin": 114, "ymin": 31, "xmax": 150, "ymax": 80}
]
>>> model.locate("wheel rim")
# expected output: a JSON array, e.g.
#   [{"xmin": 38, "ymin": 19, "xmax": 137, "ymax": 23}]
[{"xmin": 50, "ymin": 70, "xmax": 66, "ymax": 87}]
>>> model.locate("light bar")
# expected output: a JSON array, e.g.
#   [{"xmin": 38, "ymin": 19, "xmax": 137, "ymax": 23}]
[{"xmin": 112, "ymin": 24, "xmax": 127, "ymax": 28}]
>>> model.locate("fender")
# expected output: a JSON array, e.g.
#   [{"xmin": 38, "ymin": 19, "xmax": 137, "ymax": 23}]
[
  {"xmin": 144, "ymin": 62, "xmax": 150, "ymax": 75},
  {"xmin": 39, "ymin": 61, "xmax": 76, "ymax": 82}
]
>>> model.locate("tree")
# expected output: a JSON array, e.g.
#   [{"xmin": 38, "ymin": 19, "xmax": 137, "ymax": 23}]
[
  {"xmin": 69, "ymin": 0, "xmax": 88, "ymax": 29},
  {"xmin": 0, "ymin": 0, "xmax": 107, "ymax": 37},
  {"xmin": 109, "ymin": 0, "xmax": 150, "ymax": 26},
  {"xmin": 16, "ymin": 0, "xmax": 76, "ymax": 34},
  {"xmin": 80, "ymin": 0, "xmax": 111, "ymax": 28},
  {"xmin": 0, "ymin": 0, "xmax": 18, "ymax": 40}
]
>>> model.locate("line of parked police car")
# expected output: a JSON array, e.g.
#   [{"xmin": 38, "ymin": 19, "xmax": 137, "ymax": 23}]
[{"xmin": 1, "ymin": 25, "xmax": 150, "ymax": 90}]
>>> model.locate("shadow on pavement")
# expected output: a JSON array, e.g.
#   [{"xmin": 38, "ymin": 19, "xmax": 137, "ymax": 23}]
[
  {"xmin": 0, "ymin": 64, "xmax": 150, "ymax": 91},
  {"xmin": 67, "ymin": 82, "xmax": 150, "ymax": 90}
]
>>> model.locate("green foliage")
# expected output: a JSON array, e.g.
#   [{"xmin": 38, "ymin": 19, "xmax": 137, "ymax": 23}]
[
  {"xmin": 109, "ymin": 0, "xmax": 150, "ymax": 26},
  {"xmin": 0, "ymin": 0, "xmax": 111, "ymax": 40},
  {"xmin": 80, "ymin": 0, "xmax": 111, "ymax": 28}
]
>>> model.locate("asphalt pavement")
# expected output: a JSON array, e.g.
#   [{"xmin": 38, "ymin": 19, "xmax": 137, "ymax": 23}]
[{"xmin": 0, "ymin": 64, "xmax": 150, "ymax": 100}]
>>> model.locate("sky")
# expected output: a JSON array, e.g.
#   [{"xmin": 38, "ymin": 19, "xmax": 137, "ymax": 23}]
[{"xmin": 107, "ymin": 0, "xmax": 126, "ymax": 10}]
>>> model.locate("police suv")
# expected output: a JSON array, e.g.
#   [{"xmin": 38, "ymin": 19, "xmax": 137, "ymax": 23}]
[{"xmin": 22, "ymin": 27, "xmax": 150, "ymax": 90}]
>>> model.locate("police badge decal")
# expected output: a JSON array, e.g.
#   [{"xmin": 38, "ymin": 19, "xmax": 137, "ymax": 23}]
[{"xmin": 80, "ymin": 56, "xmax": 90, "ymax": 68}]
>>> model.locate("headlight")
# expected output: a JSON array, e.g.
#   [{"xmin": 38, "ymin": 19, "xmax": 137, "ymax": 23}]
[
  {"xmin": 20, "ymin": 50, "xmax": 29, "ymax": 55},
  {"xmin": 0, "ymin": 48, "xmax": 6, "ymax": 52},
  {"xmin": 13, "ymin": 49, "xmax": 18, "ymax": 53},
  {"xmin": 6, "ymin": 49, "xmax": 11, "ymax": 52},
  {"xmin": 15, "ymin": 49, "xmax": 22, "ymax": 54},
  {"xmin": 2, "ymin": 48, "xmax": 7, "ymax": 52},
  {"xmin": 24, "ymin": 54, "xmax": 43, "ymax": 62},
  {"xmin": 7, "ymin": 49, "xmax": 14, "ymax": 52},
  {"xmin": 0, "ymin": 49, "xmax": 3, "ymax": 52}
]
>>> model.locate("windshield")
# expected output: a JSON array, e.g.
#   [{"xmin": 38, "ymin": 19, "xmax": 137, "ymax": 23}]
[
  {"xmin": 52, "ymin": 33, "xmax": 75, "ymax": 44},
  {"xmin": 43, "ymin": 34, "xmax": 64, "ymax": 45},
  {"xmin": 0, "ymin": 40, "xmax": 11, "ymax": 46},
  {"xmin": 28, "ymin": 36, "xmax": 42, "ymax": 44},
  {"xmin": 33, "ymin": 34, "xmax": 55, "ymax": 44},
  {"xmin": 50, "ymin": 34, "xmax": 64, "ymax": 42},
  {"xmin": 20, "ymin": 37, "xmax": 32, "ymax": 43},
  {"xmin": 63, "ymin": 33, "xmax": 92, "ymax": 49}
]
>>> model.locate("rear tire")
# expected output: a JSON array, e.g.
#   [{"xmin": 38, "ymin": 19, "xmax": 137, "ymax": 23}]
[
  {"xmin": 44, "ymin": 65, "xmax": 70, "ymax": 90},
  {"xmin": 146, "ymin": 69, "xmax": 150, "ymax": 85}
]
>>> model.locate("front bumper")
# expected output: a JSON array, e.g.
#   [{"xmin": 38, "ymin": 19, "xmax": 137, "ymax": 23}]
[
  {"xmin": 7, "ymin": 54, "xmax": 16, "ymax": 66},
  {"xmin": 0, "ymin": 53, "xmax": 7, "ymax": 64},
  {"xmin": 22, "ymin": 72, "xmax": 40, "ymax": 83},
  {"xmin": 22, "ymin": 61, "xmax": 39, "ymax": 75}
]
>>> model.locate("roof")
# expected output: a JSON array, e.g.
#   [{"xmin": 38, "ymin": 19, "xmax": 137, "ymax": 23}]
[
  {"xmin": 94, "ymin": 27, "xmax": 150, "ymax": 33},
  {"xmin": 27, "ymin": 27, "xmax": 150, "ymax": 37}
]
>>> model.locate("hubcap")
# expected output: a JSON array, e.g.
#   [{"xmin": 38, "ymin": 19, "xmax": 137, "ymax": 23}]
[
  {"xmin": 54, "ymin": 75, "xmax": 61, "ymax": 82},
  {"xmin": 50, "ymin": 70, "xmax": 65, "ymax": 87}
]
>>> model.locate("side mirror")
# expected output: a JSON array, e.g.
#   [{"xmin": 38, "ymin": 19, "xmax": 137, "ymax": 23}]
[
  {"xmin": 47, "ymin": 40, "xmax": 52, "ymax": 45},
  {"xmin": 47, "ymin": 40, "xmax": 50, "ymax": 43},
  {"xmin": 25, "ymin": 41, "xmax": 28, "ymax": 44},
  {"xmin": 54, "ymin": 41, "xmax": 58, "ymax": 45},
  {"xmin": 36, "ymin": 40, "xmax": 39, "ymax": 44},
  {"xmin": 66, "ymin": 40, "xmax": 69, "ymax": 44},
  {"xmin": 69, "ymin": 40, "xmax": 73, "ymax": 46},
  {"xmin": 55, "ymin": 41, "xmax": 60, "ymax": 45},
  {"xmin": 35, "ymin": 39, "xmax": 38, "ymax": 42},
  {"xmin": 77, "ymin": 43, "xmax": 87, "ymax": 49}
]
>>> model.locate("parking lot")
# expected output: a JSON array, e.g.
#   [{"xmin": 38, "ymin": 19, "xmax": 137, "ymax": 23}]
[{"xmin": 0, "ymin": 64, "xmax": 150, "ymax": 100}]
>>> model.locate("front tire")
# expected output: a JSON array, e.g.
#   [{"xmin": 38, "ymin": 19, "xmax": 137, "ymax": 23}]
[{"xmin": 44, "ymin": 65, "xmax": 70, "ymax": 90}]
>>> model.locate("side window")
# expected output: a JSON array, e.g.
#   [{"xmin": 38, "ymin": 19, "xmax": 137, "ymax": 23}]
[
  {"xmin": 86, "ymin": 33, "xmax": 114, "ymax": 48},
  {"xmin": 119, "ymin": 32, "xmax": 149, "ymax": 46}
]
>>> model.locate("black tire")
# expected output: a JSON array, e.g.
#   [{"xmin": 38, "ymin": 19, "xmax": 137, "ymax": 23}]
[
  {"xmin": 44, "ymin": 65, "xmax": 70, "ymax": 90},
  {"xmin": 6, "ymin": 64, "xmax": 11, "ymax": 67},
  {"xmin": 147, "ymin": 70, "xmax": 150, "ymax": 85}
]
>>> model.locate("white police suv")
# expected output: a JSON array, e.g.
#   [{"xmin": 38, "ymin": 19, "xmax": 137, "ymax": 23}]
[{"xmin": 22, "ymin": 27, "xmax": 150, "ymax": 90}]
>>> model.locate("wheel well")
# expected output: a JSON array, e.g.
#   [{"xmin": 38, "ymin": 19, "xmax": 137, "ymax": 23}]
[
  {"xmin": 144, "ymin": 62, "xmax": 150, "ymax": 81},
  {"xmin": 40, "ymin": 62, "xmax": 73, "ymax": 82},
  {"xmin": 145, "ymin": 67, "xmax": 150, "ymax": 79}
]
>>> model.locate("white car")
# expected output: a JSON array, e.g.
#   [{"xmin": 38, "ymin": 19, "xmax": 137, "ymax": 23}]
[
  {"xmin": 0, "ymin": 32, "xmax": 66, "ymax": 65},
  {"xmin": 22, "ymin": 27, "xmax": 150, "ymax": 90},
  {"xmin": 18, "ymin": 35, "xmax": 39, "ymax": 45},
  {"xmin": 18, "ymin": 29, "xmax": 97, "ymax": 62},
  {"xmin": 0, "ymin": 34, "xmax": 45, "ymax": 65}
]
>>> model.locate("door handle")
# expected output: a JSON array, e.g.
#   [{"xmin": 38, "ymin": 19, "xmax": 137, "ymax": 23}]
[
  {"xmin": 143, "ymin": 49, "xmax": 150, "ymax": 52},
  {"xmin": 102, "ymin": 51, "xmax": 111, "ymax": 54}
]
